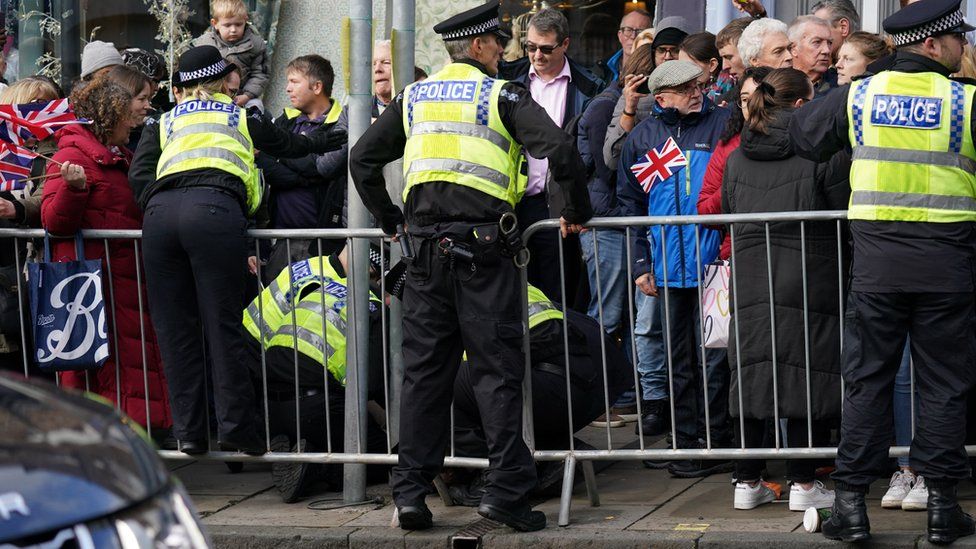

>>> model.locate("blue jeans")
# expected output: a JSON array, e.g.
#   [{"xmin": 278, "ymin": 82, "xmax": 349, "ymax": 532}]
[
  {"xmin": 581, "ymin": 229, "xmax": 636, "ymax": 408},
  {"xmin": 634, "ymin": 290, "xmax": 667, "ymax": 401},
  {"xmin": 894, "ymin": 339, "xmax": 914, "ymax": 468}
]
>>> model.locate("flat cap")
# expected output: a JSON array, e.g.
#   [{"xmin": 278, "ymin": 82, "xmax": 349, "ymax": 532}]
[
  {"xmin": 434, "ymin": 0, "xmax": 510, "ymax": 41},
  {"xmin": 884, "ymin": 0, "xmax": 975, "ymax": 46},
  {"xmin": 647, "ymin": 60, "xmax": 703, "ymax": 94}
]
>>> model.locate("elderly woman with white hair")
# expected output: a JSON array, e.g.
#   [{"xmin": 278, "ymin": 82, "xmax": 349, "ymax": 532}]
[{"xmin": 738, "ymin": 18, "xmax": 794, "ymax": 69}]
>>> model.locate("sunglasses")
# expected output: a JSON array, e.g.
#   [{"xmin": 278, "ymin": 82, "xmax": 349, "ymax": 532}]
[{"xmin": 526, "ymin": 42, "xmax": 562, "ymax": 55}]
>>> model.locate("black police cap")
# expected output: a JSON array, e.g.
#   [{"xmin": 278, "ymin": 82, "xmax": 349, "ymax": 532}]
[
  {"xmin": 884, "ymin": 0, "xmax": 976, "ymax": 46},
  {"xmin": 433, "ymin": 0, "xmax": 510, "ymax": 41}
]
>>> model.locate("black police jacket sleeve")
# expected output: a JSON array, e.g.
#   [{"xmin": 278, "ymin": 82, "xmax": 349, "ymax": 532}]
[
  {"xmin": 348, "ymin": 98, "xmax": 407, "ymax": 235},
  {"xmin": 129, "ymin": 120, "xmax": 161, "ymax": 204},
  {"xmin": 501, "ymin": 83, "xmax": 593, "ymax": 224},
  {"xmin": 246, "ymin": 111, "xmax": 347, "ymax": 157},
  {"xmin": 788, "ymin": 85, "xmax": 852, "ymax": 163}
]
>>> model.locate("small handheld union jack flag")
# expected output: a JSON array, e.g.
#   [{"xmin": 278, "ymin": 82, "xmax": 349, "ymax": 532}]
[
  {"xmin": 630, "ymin": 136, "xmax": 688, "ymax": 193},
  {"xmin": 0, "ymin": 142, "xmax": 38, "ymax": 191},
  {"xmin": 0, "ymin": 99, "xmax": 84, "ymax": 146}
]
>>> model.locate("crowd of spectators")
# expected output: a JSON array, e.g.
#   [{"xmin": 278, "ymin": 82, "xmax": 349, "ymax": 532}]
[{"xmin": 2, "ymin": 0, "xmax": 974, "ymax": 518}]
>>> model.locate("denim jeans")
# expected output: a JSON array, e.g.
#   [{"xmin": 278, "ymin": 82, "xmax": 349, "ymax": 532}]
[
  {"xmin": 634, "ymin": 290, "xmax": 667, "ymax": 401},
  {"xmin": 894, "ymin": 339, "xmax": 914, "ymax": 468}
]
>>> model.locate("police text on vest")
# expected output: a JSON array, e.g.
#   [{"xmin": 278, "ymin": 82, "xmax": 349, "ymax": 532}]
[{"xmin": 870, "ymin": 94, "xmax": 943, "ymax": 129}]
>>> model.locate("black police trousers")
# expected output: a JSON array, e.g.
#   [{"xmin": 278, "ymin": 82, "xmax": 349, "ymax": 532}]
[
  {"xmin": 143, "ymin": 187, "xmax": 260, "ymax": 445},
  {"xmin": 393, "ymin": 223, "xmax": 536, "ymax": 507},
  {"xmin": 833, "ymin": 291, "xmax": 976, "ymax": 488}
]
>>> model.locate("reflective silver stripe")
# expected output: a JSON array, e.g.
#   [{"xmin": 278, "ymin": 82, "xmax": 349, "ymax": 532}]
[
  {"xmin": 409, "ymin": 121, "xmax": 510, "ymax": 152},
  {"xmin": 528, "ymin": 301, "xmax": 558, "ymax": 318},
  {"xmin": 851, "ymin": 190, "xmax": 976, "ymax": 212},
  {"xmin": 266, "ymin": 280, "xmax": 291, "ymax": 313},
  {"xmin": 296, "ymin": 300, "xmax": 349, "ymax": 334},
  {"xmin": 245, "ymin": 303, "xmax": 276, "ymax": 341},
  {"xmin": 166, "ymin": 122, "xmax": 250, "ymax": 150},
  {"xmin": 853, "ymin": 146, "xmax": 976, "ymax": 173},
  {"xmin": 159, "ymin": 147, "xmax": 250, "ymax": 176},
  {"xmin": 275, "ymin": 324, "xmax": 335, "ymax": 361},
  {"xmin": 407, "ymin": 158, "xmax": 510, "ymax": 188}
]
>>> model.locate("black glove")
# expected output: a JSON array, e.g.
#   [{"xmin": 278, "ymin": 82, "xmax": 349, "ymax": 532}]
[{"xmin": 311, "ymin": 128, "xmax": 348, "ymax": 153}]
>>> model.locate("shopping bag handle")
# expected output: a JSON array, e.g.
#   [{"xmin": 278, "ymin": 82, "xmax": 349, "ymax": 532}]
[{"xmin": 42, "ymin": 231, "xmax": 87, "ymax": 263}]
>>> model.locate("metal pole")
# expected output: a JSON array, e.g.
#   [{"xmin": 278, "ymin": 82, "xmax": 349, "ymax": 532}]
[
  {"xmin": 386, "ymin": 0, "xmax": 415, "ymax": 450},
  {"xmin": 344, "ymin": 0, "xmax": 373, "ymax": 504}
]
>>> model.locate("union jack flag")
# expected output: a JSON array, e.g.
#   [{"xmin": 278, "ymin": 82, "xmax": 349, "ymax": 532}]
[
  {"xmin": 630, "ymin": 136, "xmax": 688, "ymax": 193},
  {"xmin": 0, "ymin": 142, "xmax": 38, "ymax": 191},
  {"xmin": 0, "ymin": 99, "xmax": 83, "ymax": 146}
]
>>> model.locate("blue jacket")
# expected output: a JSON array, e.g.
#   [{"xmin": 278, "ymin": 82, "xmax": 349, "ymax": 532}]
[
  {"xmin": 617, "ymin": 99, "xmax": 729, "ymax": 288},
  {"xmin": 578, "ymin": 84, "xmax": 622, "ymax": 217}
]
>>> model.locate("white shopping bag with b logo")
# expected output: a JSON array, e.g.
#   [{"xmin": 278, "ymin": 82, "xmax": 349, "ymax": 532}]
[
  {"xmin": 701, "ymin": 260, "xmax": 731, "ymax": 349},
  {"xmin": 27, "ymin": 233, "xmax": 109, "ymax": 371}
]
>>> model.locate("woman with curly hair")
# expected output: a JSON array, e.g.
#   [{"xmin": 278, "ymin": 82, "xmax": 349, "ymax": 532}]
[{"xmin": 41, "ymin": 73, "xmax": 172, "ymax": 435}]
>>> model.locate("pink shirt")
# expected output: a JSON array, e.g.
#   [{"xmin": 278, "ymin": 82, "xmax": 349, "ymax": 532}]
[{"xmin": 525, "ymin": 59, "xmax": 572, "ymax": 196}]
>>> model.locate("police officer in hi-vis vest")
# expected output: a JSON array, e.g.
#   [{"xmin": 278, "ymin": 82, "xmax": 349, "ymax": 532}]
[
  {"xmin": 789, "ymin": 0, "xmax": 976, "ymax": 543},
  {"xmin": 349, "ymin": 1, "xmax": 592, "ymax": 532},
  {"xmin": 129, "ymin": 45, "xmax": 346, "ymax": 457}
]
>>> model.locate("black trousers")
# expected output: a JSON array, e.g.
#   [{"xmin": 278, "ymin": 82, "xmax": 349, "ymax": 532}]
[
  {"xmin": 659, "ymin": 288, "xmax": 732, "ymax": 447},
  {"xmin": 393, "ymin": 223, "xmax": 536, "ymax": 507},
  {"xmin": 833, "ymin": 291, "xmax": 976, "ymax": 487},
  {"xmin": 143, "ymin": 187, "xmax": 259, "ymax": 444}
]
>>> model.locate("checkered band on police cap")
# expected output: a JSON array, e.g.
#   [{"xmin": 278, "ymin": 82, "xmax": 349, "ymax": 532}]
[
  {"xmin": 890, "ymin": 9, "xmax": 965, "ymax": 46},
  {"xmin": 442, "ymin": 17, "xmax": 500, "ymax": 40},
  {"xmin": 178, "ymin": 58, "xmax": 230, "ymax": 85}
]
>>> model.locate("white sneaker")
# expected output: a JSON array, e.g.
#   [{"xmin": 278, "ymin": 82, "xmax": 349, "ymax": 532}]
[
  {"xmin": 902, "ymin": 475, "xmax": 928, "ymax": 511},
  {"xmin": 789, "ymin": 480, "xmax": 835, "ymax": 511},
  {"xmin": 881, "ymin": 470, "xmax": 915, "ymax": 509},
  {"xmin": 734, "ymin": 481, "xmax": 777, "ymax": 510}
]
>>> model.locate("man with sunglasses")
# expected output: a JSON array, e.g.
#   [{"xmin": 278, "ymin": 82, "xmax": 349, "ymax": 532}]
[
  {"xmin": 617, "ymin": 60, "xmax": 733, "ymax": 479},
  {"xmin": 498, "ymin": 8, "xmax": 604, "ymax": 305},
  {"xmin": 790, "ymin": 0, "xmax": 976, "ymax": 543}
]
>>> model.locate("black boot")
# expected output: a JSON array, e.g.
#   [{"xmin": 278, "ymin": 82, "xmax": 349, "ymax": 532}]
[
  {"xmin": 822, "ymin": 488, "xmax": 870, "ymax": 543},
  {"xmin": 928, "ymin": 481, "xmax": 975, "ymax": 545},
  {"xmin": 636, "ymin": 399, "xmax": 669, "ymax": 436}
]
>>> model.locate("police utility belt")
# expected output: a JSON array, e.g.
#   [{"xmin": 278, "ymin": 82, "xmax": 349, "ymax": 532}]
[{"xmin": 404, "ymin": 212, "xmax": 529, "ymax": 269}]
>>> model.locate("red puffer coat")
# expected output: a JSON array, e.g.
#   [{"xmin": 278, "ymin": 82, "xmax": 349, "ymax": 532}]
[{"xmin": 41, "ymin": 124, "xmax": 172, "ymax": 430}]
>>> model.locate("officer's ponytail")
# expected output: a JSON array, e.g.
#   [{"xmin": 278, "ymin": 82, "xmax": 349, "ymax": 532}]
[
  {"xmin": 745, "ymin": 67, "xmax": 813, "ymax": 135},
  {"xmin": 179, "ymin": 78, "xmax": 226, "ymax": 102}
]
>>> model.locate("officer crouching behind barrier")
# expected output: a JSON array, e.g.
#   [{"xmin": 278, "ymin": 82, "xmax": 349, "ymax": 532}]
[
  {"xmin": 349, "ymin": 0, "xmax": 592, "ymax": 532},
  {"xmin": 242, "ymin": 247, "xmax": 391, "ymax": 503},
  {"xmin": 128, "ymin": 45, "xmax": 348, "ymax": 457},
  {"xmin": 446, "ymin": 287, "xmax": 632, "ymax": 506}
]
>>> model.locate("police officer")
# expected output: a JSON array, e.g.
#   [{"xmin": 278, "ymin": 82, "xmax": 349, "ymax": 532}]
[
  {"xmin": 349, "ymin": 0, "xmax": 592, "ymax": 532},
  {"xmin": 789, "ymin": 0, "xmax": 976, "ymax": 543},
  {"xmin": 129, "ymin": 45, "xmax": 346, "ymax": 456}
]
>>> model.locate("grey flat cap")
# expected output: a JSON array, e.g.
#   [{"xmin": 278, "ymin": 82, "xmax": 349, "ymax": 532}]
[{"xmin": 647, "ymin": 60, "xmax": 702, "ymax": 94}]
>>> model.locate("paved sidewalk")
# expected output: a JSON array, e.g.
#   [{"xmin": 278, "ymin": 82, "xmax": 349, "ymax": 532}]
[{"xmin": 172, "ymin": 429, "xmax": 976, "ymax": 548}]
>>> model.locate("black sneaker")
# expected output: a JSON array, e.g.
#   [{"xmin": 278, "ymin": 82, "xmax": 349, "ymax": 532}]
[
  {"xmin": 478, "ymin": 501, "xmax": 546, "ymax": 532},
  {"xmin": 667, "ymin": 458, "xmax": 734, "ymax": 478},
  {"xmin": 270, "ymin": 436, "xmax": 310, "ymax": 504}
]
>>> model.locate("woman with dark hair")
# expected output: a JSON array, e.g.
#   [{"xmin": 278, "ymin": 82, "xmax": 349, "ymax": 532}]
[
  {"xmin": 41, "ymin": 74, "xmax": 172, "ymax": 433},
  {"xmin": 678, "ymin": 32, "xmax": 731, "ymax": 103},
  {"xmin": 697, "ymin": 66, "xmax": 770, "ymax": 259},
  {"xmin": 721, "ymin": 67, "xmax": 850, "ymax": 512},
  {"xmin": 106, "ymin": 65, "xmax": 153, "ymax": 150},
  {"xmin": 602, "ymin": 43, "xmax": 655, "ymax": 170}
]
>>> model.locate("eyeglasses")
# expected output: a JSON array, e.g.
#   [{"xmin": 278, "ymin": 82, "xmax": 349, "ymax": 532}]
[
  {"xmin": 618, "ymin": 26, "xmax": 648, "ymax": 39},
  {"xmin": 655, "ymin": 45, "xmax": 680, "ymax": 57},
  {"xmin": 526, "ymin": 42, "xmax": 562, "ymax": 55},
  {"xmin": 659, "ymin": 83, "xmax": 703, "ymax": 97}
]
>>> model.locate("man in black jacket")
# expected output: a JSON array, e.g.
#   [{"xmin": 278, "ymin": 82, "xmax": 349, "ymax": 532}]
[{"xmin": 254, "ymin": 55, "xmax": 348, "ymax": 282}]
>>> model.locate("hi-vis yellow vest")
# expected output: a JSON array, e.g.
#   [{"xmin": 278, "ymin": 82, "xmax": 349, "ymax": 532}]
[
  {"xmin": 282, "ymin": 98, "xmax": 343, "ymax": 126},
  {"xmin": 847, "ymin": 72, "xmax": 976, "ymax": 222},
  {"xmin": 158, "ymin": 92, "xmax": 261, "ymax": 214},
  {"xmin": 242, "ymin": 257, "xmax": 380, "ymax": 386},
  {"xmin": 527, "ymin": 285, "xmax": 562, "ymax": 329},
  {"xmin": 401, "ymin": 63, "xmax": 527, "ymax": 207}
]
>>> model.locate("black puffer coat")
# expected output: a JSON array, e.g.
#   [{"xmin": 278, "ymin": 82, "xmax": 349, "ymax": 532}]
[{"xmin": 721, "ymin": 110, "xmax": 851, "ymax": 420}]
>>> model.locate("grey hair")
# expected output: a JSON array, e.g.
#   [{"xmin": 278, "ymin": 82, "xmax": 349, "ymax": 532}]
[
  {"xmin": 374, "ymin": 39, "xmax": 392, "ymax": 51},
  {"xmin": 528, "ymin": 7, "xmax": 570, "ymax": 43},
  {"xmin": 788, "ymin": 15, "xmax": 832, "ymax": 45},
  {"xmin": 444, "ymin": 37, "xmax": 476, "ymax": 62},
  {"xmin": 811, "ymin": 0, "xmax": 861, "ymax": 32},
  {"xmin": 738, "ymin": 18, "xmax": 789, "ymax": 68}
]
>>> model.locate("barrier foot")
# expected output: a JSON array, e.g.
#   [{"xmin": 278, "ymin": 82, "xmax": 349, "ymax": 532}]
[
  {"xmin": 582, "ymin": 460, "xmax": 599, "ymax": 507},
  {"xmin": 557, "ymin": 454, "xmax": 577, "ymax": 527}
]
